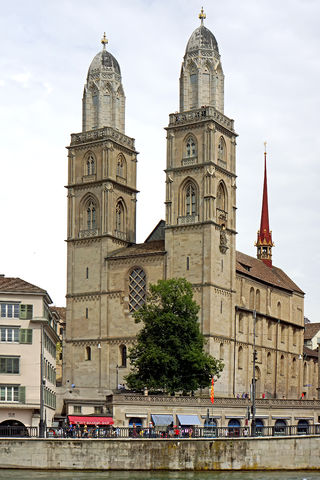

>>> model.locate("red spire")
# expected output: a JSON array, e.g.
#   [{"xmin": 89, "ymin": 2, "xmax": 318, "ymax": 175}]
[{"xmin": 255, "ymin": 144, "xmax": 274, "ymax": 267}]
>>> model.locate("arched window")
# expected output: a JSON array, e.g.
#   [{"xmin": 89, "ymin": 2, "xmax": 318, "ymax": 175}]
[
  {"xmin": 116, "ymin": 155, "xmax": 126, "ymax": 179},
  {"xmin": 85, "ymin": 346, "xmax": 91, "ymax": 361},
  {"xmin": 186, "ymin": 136, "xmax": 197, "ymax": 157},
  {"xmin": 217, "ymin": 136, "xmax": 226, "ymax": 164},
  {"xmin": 120, "ymin": 345, "xmax": 127, "ymax": 367},
  {"xmin": 292, "ymin": 357, "xmax": 296, "ymax": 378},
  {"xmin": 267, "ymin": 352, "xmax": 271, "ymax": 374},
  {"xmin": 280, "ymin": 355, "xmax": 284, "ymax": 376},
  {"xmin": 238, "ymin": 346, "xmax": 243, "ymax": 370},
  {"xmin": 115, "ymin": 200, "xmax": 126, "ymax": 234},
  {"xmin": 255, "ymin": 290, "xmax": 260, "ymax": 311},
  {"xmin": 219, "ymin": 343, "xmax": 224, "ymax": 360},
  {"xmin": 185, "ymin": 182, "xmax": 196, "ymax": 216},
  {"xmin": 216, "ymin": 182, "xmax": 226, "ymax": 211},
  {"xmin": 129, "ymin": 268, "xmax": 146, "ymax": 313},
  {"xmin": 277, "ymin": 301, "xmax": 281, "ymax": 319},
  {"xmin": 239, "ymin": 313, "xmax": 244, "ymax": 333},
  {"xmin": 267, "ymin": 320, "xmax": 272, "ymax": 340},
  {"xmin": 85, "ymin": 153, "xmax": 95, "ymax": 176},
  {"xmin": 249, "ymin": 287, "xmax": 255, "ymax": 310},
  {"xmin": 87, "ymin": 201, "xmax": 96, "ymax": 230}
]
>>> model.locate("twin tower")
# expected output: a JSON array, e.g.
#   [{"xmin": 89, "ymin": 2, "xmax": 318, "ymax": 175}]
[{"xmin": 64, "ymin": 12, "xmax": 238, "ymax": 397}]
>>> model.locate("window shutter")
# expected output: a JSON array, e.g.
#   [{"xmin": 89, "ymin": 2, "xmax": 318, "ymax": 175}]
[
  {"xmin": 19, "ymin": 304, "xmax": 33, "ymax": 320},
  {"xmin": 26, "ymin": 329, "xmax": 32, "ymax": 344},
  {"xmin": 19, "ymin": 386, "xmax": 26, "ymax": 404},
  {"xmin": 19, "ymin": 329, "xmax": 27, "ymax": 344}
]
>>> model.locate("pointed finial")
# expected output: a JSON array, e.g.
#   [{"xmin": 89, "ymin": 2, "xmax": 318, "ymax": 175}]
[
  {"xmin": 199, "ymin": 7, "xmax": 206, "ymax": 25},
  {"xmin": 264, "ymin": 141, "xmax": 267, "ymax": 153},
  {"xmin": 101, "ymin": 32, "xmax": 108, "ymax": 50}
]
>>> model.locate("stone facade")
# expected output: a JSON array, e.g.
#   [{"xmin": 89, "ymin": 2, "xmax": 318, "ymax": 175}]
[{"xmin": 61, "ymin": 16, "xmax": 316, "ymax": 420}]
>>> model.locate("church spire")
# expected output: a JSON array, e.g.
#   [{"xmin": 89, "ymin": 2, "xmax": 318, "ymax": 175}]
[{"xmin": 255, "ymin": 143, "xmax": 274, "ymax": 267}]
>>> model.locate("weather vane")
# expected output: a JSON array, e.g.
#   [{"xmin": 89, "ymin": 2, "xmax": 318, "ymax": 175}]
[
  {"xmin": 101, "ymin": 32, "xmax": 108, "ymax": 50},
  {"xmin": 199, "ymin": 7, "xmax": 206, "ymax": 25}
]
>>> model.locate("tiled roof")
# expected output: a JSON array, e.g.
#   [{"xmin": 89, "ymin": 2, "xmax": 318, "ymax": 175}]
[
  {"xmin": 107, "ymin": 240, "xmax": 165, "ymax": 260},
  {"xmin": 236, "ymin": 251, "xmax": 304, "ymax": 295},
  {"xmin": 50, "ymin": 306, "xmax": 66, "ymax": 322},
  {"xmin": 304, "ymin": 322, "xmax": 320, "ymax": 341},
  {"xmin": 303, "ymin": 345, "xmax": 318, "ymax": 358},
  {"xmin": 0, "ymin": 277, "xmax": 48, "ymax": 295}
]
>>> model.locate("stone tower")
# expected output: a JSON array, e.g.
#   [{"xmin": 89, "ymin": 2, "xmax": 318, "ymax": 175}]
[
  {"xmin": 165, "ymin": 10, "xmax": 237, "ymax": 395},
  {"xmin": 63, "ymin": 35, "xmax": 138, "ymax": 393}
]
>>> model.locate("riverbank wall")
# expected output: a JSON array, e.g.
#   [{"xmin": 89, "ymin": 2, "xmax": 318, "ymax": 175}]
[{"xmin": 1, "ymin": 436, "xmax": 320, "ymax": 471}]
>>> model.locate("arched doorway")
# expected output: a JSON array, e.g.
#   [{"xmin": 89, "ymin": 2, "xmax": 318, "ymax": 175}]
[
  {"xmin": 228, "ymin": 418, "xmax": 240, "ymax": 437},
  {"xmin": 297, "ymin": 419, "xmax": 309, "ymax": 435},
  {"xmin": 274, "ymin": 419, "xmax": 287, "ymax": 436},
  {"xmin": 0, "ymin": 419, "xmax": 28, "ymax": 437}
]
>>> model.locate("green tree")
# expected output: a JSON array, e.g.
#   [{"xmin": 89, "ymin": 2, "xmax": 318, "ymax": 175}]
[{"xmin": 125, "ymin": 278, "xmax": 224, "ymax": 394}]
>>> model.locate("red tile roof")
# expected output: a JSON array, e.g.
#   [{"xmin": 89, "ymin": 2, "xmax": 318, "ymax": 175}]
[
  {"xmin": 304, "ymin": 322, "xmax": 320, "ymax": 341},
  {"xmin": 236, "ymin": 251, "xmax": 304, "ymax": 294},
  {"xmin": 303, "ymin": 345, "xmax": 318, "ymax": 358}
]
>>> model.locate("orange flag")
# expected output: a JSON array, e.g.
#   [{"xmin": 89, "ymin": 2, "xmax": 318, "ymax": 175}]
[{"xmin": 210, "ymin": 377, "xmax": 214, "ymax": 404}]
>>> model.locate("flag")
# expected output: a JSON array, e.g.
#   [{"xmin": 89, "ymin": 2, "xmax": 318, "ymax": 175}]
[{"xmin": 210, "ymin": 377, "xmax": 214, "ymax": 404}]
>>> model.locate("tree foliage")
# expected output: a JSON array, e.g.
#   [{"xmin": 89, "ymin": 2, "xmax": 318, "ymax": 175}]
[{"xmin": 125, "ymin": 278, "xmax": 224, "ymax": 394}]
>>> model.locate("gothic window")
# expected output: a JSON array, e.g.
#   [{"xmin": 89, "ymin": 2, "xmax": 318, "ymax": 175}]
[
  {"xmin": 115, "ymin": 200, "xmax": 126, "ymax": 233},
  {"xmin": 116, "ymin": 154, "xmax": 126, "ymax": 179},
  {"xmin": 185, "ymin": 182, "xmax": 196, "ymax": 216},
  {"xmin": 129, "ymin": 268, "xmax": 146, "ymax": 313},
  {"xmin": 87, "ymin": 201, "xmax": 96, "ymax": 230},
  {"xmin": 86, "ymin": 154, "xmax": 95, "ymax": 176},
  {"xmin": 120, "ymin": 345, "xmax": 127, "ymax": 367},
  {"xmin": 249, "ymin": 287, "xmax": 254, "ymax": 310},
  {"xmin": 267, "ymin": 352, "xmax": 271, "ymax": 374},
  {"xmin": 186, "ymin": 136, "xmax": 197, "ymax": 157},
  {"xmin": 219, "ymin": 343, "xmax": 224, "ymax": 360},
  {"xmin": 255, "ymin": 290, "xmax": 261, "ymax": 311},
  {"xmin": 292, "ymin": 357, "xmax": 296, "ymax": 378},
  {"xmin": 216, "ymin": 182, "xmax": 226, "ymax": 211},
  {"xmin": 238, "ymin": 346, "xmax": 243, "ymax": 369},
  {"xmin": 217, "ymin": 136, "xmax": 226, "ymax": 164}
]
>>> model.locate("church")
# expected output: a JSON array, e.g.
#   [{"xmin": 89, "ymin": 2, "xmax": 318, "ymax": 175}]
[{"xmin": 61, "ymin": 11, "xmax": 318, "ymax": 426}]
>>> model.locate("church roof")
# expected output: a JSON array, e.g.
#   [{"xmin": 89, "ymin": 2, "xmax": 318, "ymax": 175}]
[
  {"xmin": 107, "ymin": 240, "xmax": 165, "ymax": 260},
  {"xmin": 185, "ymin": 25, "xmax": 219, "ymax": 54},
  {"xmin": 304, "ymin": 322, "xmax": 320, "ymax": 341},
  {"xmin": 236, "ymin": 251, "xmax": 304, "ymax": 295}
]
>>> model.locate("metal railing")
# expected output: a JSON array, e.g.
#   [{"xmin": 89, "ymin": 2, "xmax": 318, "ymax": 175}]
[{"xmin": 1, "ymin": 424, "xmax": 319, "ymax": 439}]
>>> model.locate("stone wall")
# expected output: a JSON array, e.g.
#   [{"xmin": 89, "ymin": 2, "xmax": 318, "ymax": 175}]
[{"xmin": 1, "ymin": 437, "xmax": 320, "ymax": 471}]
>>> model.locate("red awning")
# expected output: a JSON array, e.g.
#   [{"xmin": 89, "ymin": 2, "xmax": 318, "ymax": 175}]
[{"xmin": 68, "ymin": 416, "xmax": 114, "ymax": 425}]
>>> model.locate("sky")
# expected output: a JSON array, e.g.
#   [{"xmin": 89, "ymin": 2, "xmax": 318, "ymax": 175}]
[{"xmin": 0, "ymin": 0, "xmax": 319, "ymax": 321}]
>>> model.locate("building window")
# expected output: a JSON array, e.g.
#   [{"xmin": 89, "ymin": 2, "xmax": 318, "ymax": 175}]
[
  {"xmin": 0, "ymin": 327, "xmax": 19, "ymax": 343},
  {"xmin": 217, "ymin": 136, "xmax": 227, "ymax": 164},
  {"xmin": 86, "ymin": 154, "xmax": 95, "ymax": 176},
  {"xmin": 0, "ymin": 303, "xmax": 20, "ymax": 318},
  {"xmin": 186, "ymin": 256, "xmax": 190, "ymax": 270},
  {"xmin": 255, "ymin": 290, "xmax": 260, "ymax": 311},
  {"xmin": 85, "ymin": 346, "xmax": 91, "ymax": 361},
  {"xmin": 216, "ymin": 182, "xmax": 226, "ymax": 211},
  {"xmin": 219, "ymin": 343, "xmax": 224, "ymax": 360},
  {"xmin": 129, "ymin": 268, "xmax": 146, "ymax": 313},
  {"xmin": 185, "ymin": 182, "xmax": 196, "ymax": 216},
  {"xmin": 0, "ymin": 357, "xmax": 20, "ymax": 374},
  {"xmin": 87, "ymin": 201, "xmax": 96, "ymax": 230},
  {"xmin": 277, "ymin": 301, "xmax": 281, "ymax": 319},
  {"xmin": 19, "ymin": 329, "xmax": 33, "ymax": 344},
  {"xmin": 19, "ymin": 304, "xmax": 33, "ymax": 319},
  {"xmin": 249, "ymin": 287, "xmax": 254, "ymax": 310},
  {"xmin": 120, "ymin": 345, "xmax": 127, "ymax": 367},
  {"xmin": 267, "ymin": 352, "xmax": 271, "ymax": 374},
  {"xmin": 292, "ymin": 357, "xmax": 296, "ymax": 378},
  {"xmin": 116, "ymin": 154, "xmax": 126, "ymax": 178},
  {"xmin": 280, "ymin": 355, "xmax": 285, "ymax": 376},
  {"xmin": 115, "ymin": 200, "xmax": 126, "ymax": 233},
  {"xmin": 85, "ymin": 308, "xmax": 88, "ymax": 319},
  {"xmin": 0, "ymin": 385, "xmax": 19, "ymax": 402},
  {"xmin": 238, "ymin": 346, "xmax": 243, "ymax": 370},
  {"xmin": 86, "ymin": 267, "xmax": 89, "ymax": 279},
  {"xmin": 186, "ymin": 137, "xmax": 196, "ymax": 157},
  {"xmin": 74, "ymin": 405, "xmax": 82, "ymax": 414},
  {"xmin": 94, "ymin": 406, "xmax": 103, "ymax": 414}
]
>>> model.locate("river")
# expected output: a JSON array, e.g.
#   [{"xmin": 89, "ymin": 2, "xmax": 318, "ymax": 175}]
[{"xmin": 0, "ymin": 471, "xmax": 319, "ymax": 480}]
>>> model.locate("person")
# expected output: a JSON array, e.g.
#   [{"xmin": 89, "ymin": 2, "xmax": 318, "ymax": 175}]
[{"xmin": 83, "ymin": 424, "xmax": 88, "ymax": 438}]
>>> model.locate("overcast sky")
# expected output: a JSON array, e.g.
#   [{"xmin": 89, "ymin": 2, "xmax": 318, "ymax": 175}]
[{"xmin": 0, "ymin": 0, "xmax": 319, "ymax": 321}]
